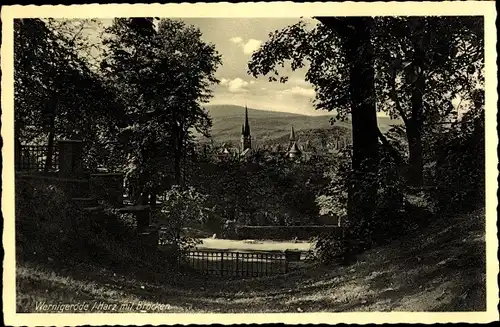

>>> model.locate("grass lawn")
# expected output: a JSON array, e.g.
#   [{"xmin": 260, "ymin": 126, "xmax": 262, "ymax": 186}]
[
  {"xmin": 195, "ymin": 238, "xmax": 312, "ymax": 252},
  {"xmin": 16, "ymin": 208, "xmax": 486, "ymax": 313}
]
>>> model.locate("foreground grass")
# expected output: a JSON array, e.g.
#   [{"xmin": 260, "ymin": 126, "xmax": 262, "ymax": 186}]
[{"xmin": 16, "ymin": 208, "xmax": 486, "ymax": 313}]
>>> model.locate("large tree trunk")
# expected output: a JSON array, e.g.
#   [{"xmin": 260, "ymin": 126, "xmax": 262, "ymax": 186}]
[
  {"xmin": 406, "ymin": 21, "xmax": 427, "ymax": 187},
  {"xmin": 44, "ymin": 116, "xmax": 55, "ymax": 173},
  {"xmin": 316, "ymin": 17, "xmax": 380, "ymax": 239},
  {"xmin": 344, "ymin": 18, "xmax": 380, "ymax": 236},
  {"xmin": 174, "ymin": 124, "xmax": 186, "ymax": 187},
  {"xmin": 406, "ymin": 120, "xmax": 424, "ymax": 187},
  {"xmin": 406, "ymin": 64, "xmax": 425, "ymax": 187}
]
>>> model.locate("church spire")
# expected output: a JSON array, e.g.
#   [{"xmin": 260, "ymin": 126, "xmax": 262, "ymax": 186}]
[
  {"xmin": 243, "ymin": 105, "xmax": 250, "ymax": 136},
  {"xmin": 241, "ymin": 104, "xmax": 251, "ymax": 151},
  {"xmin": 288, "ymin": 141, "xmax": 302, "ymax": 159},
  {"xmin": 289, "ymin": 125, "xmax": 296, "ymax": 142}
]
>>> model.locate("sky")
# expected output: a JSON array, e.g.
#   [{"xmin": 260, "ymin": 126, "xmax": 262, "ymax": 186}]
[
  {"xmin": 77, "ymin": 18, "xmax": 469, "ymax": 118},
  {"xmin": 180, "ymin": 18, "xmax": 325, "ymax": 116},
  {"xmin": 80, "ymin": 17, "xmax": 337, "ymax": 116}
]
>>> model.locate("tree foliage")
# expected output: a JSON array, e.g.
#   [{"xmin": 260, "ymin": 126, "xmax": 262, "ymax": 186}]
[
  {"xmin": 374, "ymin": 16, "xmax": 484, "ymax": 185},
  {"xmin": 100, "ymin": 18, "xmax": 222, "ymax": 203},
  {"xmin": 249, "ymin": 17, "xmax": 382, "ymax": 236},
  {"xmin": 247, "ymin": 16, "xmax": 485, "ymax": 262},
  {"xmin": 155, "ymin": 186, "xmax": 208, "ymax": 257},
  {"xmin": 14, "ymin": 19, "xmax": 124, "ymax": 169},
  {"xmin": 248, "ymin": 16, "xmax": 484, "ymax": 187},
  {"xmin": 248, "ymin": 20, "xmax": 350, "ymax": 120}
]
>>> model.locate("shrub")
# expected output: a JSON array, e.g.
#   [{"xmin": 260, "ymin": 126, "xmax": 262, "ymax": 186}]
[
  {"xmin": 315, "ymin": 147, "xmax": 351, "ymax": 222},
  {"xmin": 15, "ymin": 178, "xmax": 142, "ymax": 269},
  {"xmin": 221, "ymin": 219, "xmax": 237, "ymax": 239},
  {"xmin": 433, "ymin": 115, "xmax": 485, "ymax": 213},
  {"xmin": 154, "ymin": 186, "xmax": 208, "ymax": 259},
  {"xmin": 312, "ymin": 143, "xmax": 415, "ymax": 264},
  {"xmin": 308, "ymin": 233, "xmax": 348, "ymax": 265}
]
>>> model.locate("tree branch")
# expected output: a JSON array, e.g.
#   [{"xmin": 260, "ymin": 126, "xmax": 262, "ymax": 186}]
[
  {"xmin": 389, "ymin": 75, "xmax": 409, "ymax": 126},
  {"xmin": 377, "ymin": 127, "xmax": 407, "ymax": 168},
  {"xmin": 314, "ymin": 17, "xmax": 355, "ymax": 40}
]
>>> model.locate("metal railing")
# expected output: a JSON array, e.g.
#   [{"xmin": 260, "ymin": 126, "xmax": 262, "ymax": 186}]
[
  {"xmin": 16, "ymin": 145, "xmax": 59, "ymax": 172},
  {"xmin": 181, "ymin": 249, "xmax": 288, "ymax": 277}
]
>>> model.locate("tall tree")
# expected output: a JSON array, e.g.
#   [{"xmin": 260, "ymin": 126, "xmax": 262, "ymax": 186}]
[
  {"xmin": 248, "ymin": 17, "xmax": 380, "ymax": 235},
  {"xmin": 14, "ymin": 19, "xmax": 123, "ymax": 171},
  {"xmin": 155, "ymin": 19, "xmax": 221, "ymax": 186},
  {"xmin": 374, "ymin": 16, "xmax": 484, "ymax": 186},
  {"xmin": 101, "ymin": 18, "xmax": 221, "ymax": 204}
]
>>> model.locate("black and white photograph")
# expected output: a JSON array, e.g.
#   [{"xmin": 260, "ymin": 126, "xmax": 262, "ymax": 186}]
[{"xmin": 1, "ymin": 1, "xmax": 498, "ymax": 325}]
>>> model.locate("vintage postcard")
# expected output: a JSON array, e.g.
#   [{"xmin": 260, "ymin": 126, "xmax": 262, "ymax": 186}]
[{"xmin": 1, "ymin": 1, "xmax": 498, "ymax": 325}]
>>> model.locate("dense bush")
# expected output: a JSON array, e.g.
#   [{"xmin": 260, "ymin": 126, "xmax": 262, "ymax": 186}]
[
  {"xmin": 187, "ymin": 145, "xmax": 332, "ymax": 229},
  {"xmin": 15, "ymin": 178, "xmax": 146, "ymax": 269},
  {"xmin": 433, "ymin": 113, "xmax": 485, "ymax": 213},
  {"xmin": 312, "ymin": 143, "xmax": 418, "ymax": 264},
  {"xmin": 312, "ymin": 107, "xmax": 484, "ymax": 266},
  {"xmin": 154, "ymin": 186, "xmax": 207, "ymax": 259}
]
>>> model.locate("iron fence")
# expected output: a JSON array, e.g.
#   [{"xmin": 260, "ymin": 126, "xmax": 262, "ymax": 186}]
[
  {"xmin": 181, "ymin": 249, "xmax": 288, "ymax": 277},
  {"xmin": 17, "ymin": 145, "xmax": 59, "ymax": 172}
]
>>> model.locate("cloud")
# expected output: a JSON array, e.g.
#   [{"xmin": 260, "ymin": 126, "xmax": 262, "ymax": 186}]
[
  {"xmin": 229, "ymin": 37, "xmax": 263, "ymax": 55},
  {"xmin": 219, "ymin": 77, "xmax": 260, "ymax": 93},
  {"xmin": 228, "ymin": 78, "xmax": 249, "ymax": 92},
  {"xmin": 229, "ymin": 36, "xmax": 243, "ymax": 44},
  {"xmin": 242, "ymin": 39, "xmax": 262, "ymax": 55},
  {"xmin": 219, "ymin": 77, "xmax": 254, "ymax": 93},
  {"xmin": 289, "ymin": 77, "xmax": 311, "ymax": 87},
  {"xmin": 279, "ymin": 86, "xmax": 316, "ymax": 98}
]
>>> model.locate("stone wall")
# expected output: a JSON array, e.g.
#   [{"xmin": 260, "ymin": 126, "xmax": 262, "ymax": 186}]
[{"xmin": 235, "ymin": 225, "xmax": 343, "ymax": 241}]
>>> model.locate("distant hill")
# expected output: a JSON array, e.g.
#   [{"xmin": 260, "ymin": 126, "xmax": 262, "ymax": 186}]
[
  {"xmin": 260, "ymin": 126, "xmax": 352, "ymax": 151},
  {"xmin": 206, "ymin": 104, "xmax": 306, "ymax": 119},
  {"xmin": 200, "ymin": 104, "xmax": 402, "ymax": 146}
]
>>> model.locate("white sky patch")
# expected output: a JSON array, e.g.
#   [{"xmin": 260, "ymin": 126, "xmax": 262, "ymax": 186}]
[
  {"xmin": 226, "ymin": 77, "xmax": 251, "ymax": 93},
  {"xmin": 229, "ymin": 36, "xmax": 263, "ymax": 55},
  {"xmin": 242, "ymin": 39, "xmax": 263, "ymax": 55},
  {"xmin": 289, "ymin": 77, "xmax": 312, "ymax": 87},
  {"xmin": 279, "ymin": 86, "xmax": 316, "ymax": 98},
  {"xmin": 229, "ymin": 36, "xmax": 243, "ymax": 44}
]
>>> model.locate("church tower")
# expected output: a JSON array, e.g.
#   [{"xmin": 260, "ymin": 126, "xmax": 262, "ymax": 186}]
[
  {"xmin": 288, "ymin": 125, "xmax": 296, "ymax": 150},
  {"xmin": 288, "ymin": 125, "xmax": 302, "ymax": 159},
  {"xmin": 240, "ymin": 105, "xmax": 252, "ymax": 151}
]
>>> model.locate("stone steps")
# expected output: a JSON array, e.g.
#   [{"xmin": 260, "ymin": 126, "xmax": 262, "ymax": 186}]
[
  {"xmin": 81, "ymin": 205, "xmax": 104, "ymax": 212},
  {"xmin": 71, "ymin": 196, "xmax": 104, "ymax": 213},
  {"xmin": 72, "ymin": 197, "xmax": 99, "ymax": 208}
]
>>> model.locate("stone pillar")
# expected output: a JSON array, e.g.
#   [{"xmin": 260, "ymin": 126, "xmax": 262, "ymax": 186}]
[
  {"xmin": 58, "ymin": 140, "xmax": 84, "ymax": 179},
  {"xmin": 139, "ymin": 226, "xmax": 159, "ymax": 252},
  {"xmin": 90, "ymin": 173, "xmax": 124, "ymax": 207},
  {"xmin": 284, "ymin": 250, "xmax": 301, "ymax": 262},
  {"xmin": 136, "ymin": 209, "xmax": 151, "ymax": 233}
]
